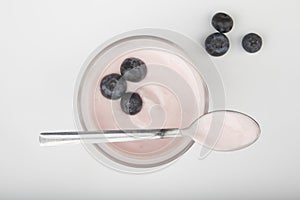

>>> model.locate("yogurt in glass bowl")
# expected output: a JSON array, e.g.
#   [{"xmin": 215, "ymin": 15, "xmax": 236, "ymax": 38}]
[{"xmin": 74, "ymin": 29, "xmax": 225, "ymax": 173}]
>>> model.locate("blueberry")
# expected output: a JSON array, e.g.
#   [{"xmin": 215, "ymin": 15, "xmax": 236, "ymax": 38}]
[
  {"xmin": 120, "ymin": 57, "xmax": 147, "ymax": 82},
  {"xmin": 242, "ymin": 33, "xmax": 262, "ymax": 53},
  {"xmin": 205, "ymin": 32, "xmax": 230, "ymax": 56},
  {"xmin": 120, "ymin": 92, "xmax": 143, "ymax": 115},
  {"xmin": 212, "ymin": 12, "xmax": 233, "ymax": 33},
  {"xmin": 100, "ymin": 73, "xmax": 127, "ymax": 100}
]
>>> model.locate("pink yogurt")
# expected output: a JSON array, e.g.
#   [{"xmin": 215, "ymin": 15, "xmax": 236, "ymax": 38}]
[{"xmin": 92, "ymin": 49, "xmax": 207, "ymax": 158}]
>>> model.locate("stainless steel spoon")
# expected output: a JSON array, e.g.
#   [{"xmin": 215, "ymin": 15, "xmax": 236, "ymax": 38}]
[{"xmin": 39, "ymin": 110, "xmax": 260, "ymax": 151}]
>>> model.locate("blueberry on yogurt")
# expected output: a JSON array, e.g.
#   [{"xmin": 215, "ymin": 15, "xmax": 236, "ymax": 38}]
[
  {"xmin": 100, "ymin": 73, "xmax": 127, "ymax": 100},
  {"xmin": 120, "ymin": 92, "xmax": 143, "ymax": 115},
  {"xmin": 120, "ymin": 57, "xmax": 147, "ymax": 82}
]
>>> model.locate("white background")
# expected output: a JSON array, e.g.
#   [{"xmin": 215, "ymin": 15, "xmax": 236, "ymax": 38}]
[{"xmin": 1, "ymin": 0, "xmax": 300, "ymax": 199}]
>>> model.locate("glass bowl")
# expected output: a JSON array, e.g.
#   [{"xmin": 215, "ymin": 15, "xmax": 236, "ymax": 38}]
[{"xmin": 73, "ymin": 28, "xmax": 224, "ymax": 173}]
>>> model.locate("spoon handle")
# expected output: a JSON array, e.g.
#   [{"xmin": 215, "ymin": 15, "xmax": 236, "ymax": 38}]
[{"xmin": 39, "ymin": 129, "xmax": 181, "ymax": 146}]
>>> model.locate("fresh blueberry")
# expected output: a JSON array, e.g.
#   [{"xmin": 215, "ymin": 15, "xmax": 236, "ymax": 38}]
[
  {"xmin": 100, "ymin": 73, "xmax": 127, "ymax": 100},
  {"xmin": 120, "ymin": 92, "xmax": 143, "ymax": 115},
  {"xmin": 120, "ymin": 57, "xmax": 147, "ymax": 82},
  {"xmin": 242, "ymin": 33, "xmax": 262, "ymax": 53},
  {"xmin": 205, "ymin": 32, "xmax": 230, "ymax": 56},
  {"xmin": 212, "ymin": 12, "xmax": 233, "ymax": 33}
]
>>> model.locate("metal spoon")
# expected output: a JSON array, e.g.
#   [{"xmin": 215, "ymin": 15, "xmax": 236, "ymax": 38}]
[{"xmin": 39, "ymin": 110, "xmax": 260, "ymax": 151}]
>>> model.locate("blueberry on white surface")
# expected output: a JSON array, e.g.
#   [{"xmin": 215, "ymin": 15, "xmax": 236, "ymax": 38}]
[
  {"xmin": 242, "ymin": 33, "xmax": 262, "ymax": 53},
  {"xmin": 211, "ymin": 12, "xmax": 234, "ymax": 33},
  {"xmin": 205, "ymin": 32, "xmax": 230, "ymax": 57}
]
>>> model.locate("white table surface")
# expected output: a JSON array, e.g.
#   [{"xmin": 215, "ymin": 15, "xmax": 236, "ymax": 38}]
[{"xmin": 1, "ymin": 0, "xmax": 300, "ymax": 199}]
